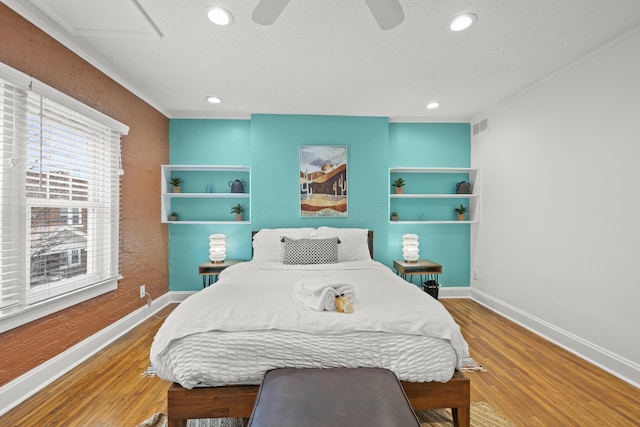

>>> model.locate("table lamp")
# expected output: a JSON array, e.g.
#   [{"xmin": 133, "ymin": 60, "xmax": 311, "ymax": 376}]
[
  {"xmin": 402, "ymin": 234, "xmax": 419, "ymax": 263},
  {"xmin": 209, "ymin": 234, "xmax": 226, "ymax": 263}
]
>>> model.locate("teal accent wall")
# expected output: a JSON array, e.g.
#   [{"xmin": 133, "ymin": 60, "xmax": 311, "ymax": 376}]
[
  {"xmin": 170, "ymin": 119, "xmax": 251, "ymax": 165},
  {"xmin": 167, "ymin": 116, "xmax": 470, "ymax": 291},
  {"xmin": 388, "ymin": 123, "xmax": 471, "ymax": 287},
  {"xmin": 389, "ymin": 123, "xmax": 470, "ymax": 167},
  {"xmin": 168, "ymin": 119, "xmax": 253, "ymax": 291},
  {"xmin": 250, "ymin": 114, "xmax": 389, "ymax": 258}
]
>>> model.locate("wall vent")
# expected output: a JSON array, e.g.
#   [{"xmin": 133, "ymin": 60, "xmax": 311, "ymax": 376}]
[{"xmin": 472, "ymin": 118, "xmax": 488, "ymax": 135}]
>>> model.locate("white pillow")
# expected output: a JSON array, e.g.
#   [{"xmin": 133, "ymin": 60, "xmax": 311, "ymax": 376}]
[
  {"xmin": 252, "ymin": 228, "xmax": 315, "ymax": 262},
  {"xmin": 315, "ymin": 227, "xmax": 371, "ymax": 262}
]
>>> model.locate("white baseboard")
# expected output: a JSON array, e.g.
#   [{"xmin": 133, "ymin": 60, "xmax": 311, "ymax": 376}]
[
  {"xmin": 439, "ymin": 286, "xmax": 472, "ymax": 298},
  {"xmin": 170, "ymin": 290, "xmax": 197, "ymax": 303},
  {"xmin": 0, "ymin": 292, "xmax": 172, "ymax": 417},
  {"xmin": 471, "ymin": 288, "xmax": 640, "ymax": 389}
]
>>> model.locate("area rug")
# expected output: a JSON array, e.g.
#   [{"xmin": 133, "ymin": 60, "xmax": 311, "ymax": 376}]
[
  {"xmin": 136, "ymin": 401, "xmax": 512, "ymax": 427},
  {"xmin": 135, "ymin": 414, "xmax": 247, "ymax": 427},
  {"xmin": 416, "ymin": 401, "xmax": 513, "ymax": 427}
]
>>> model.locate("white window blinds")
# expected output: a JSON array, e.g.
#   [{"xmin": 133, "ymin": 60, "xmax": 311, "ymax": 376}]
[{"xmin": 0, "ymin": 62, "xmax": 128, "ymax": 332}]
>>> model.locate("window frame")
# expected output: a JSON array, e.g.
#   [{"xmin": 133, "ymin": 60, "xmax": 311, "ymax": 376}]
[{"xmin": 0, "ymin": 62, "xmax": 128, "ymax": 333}]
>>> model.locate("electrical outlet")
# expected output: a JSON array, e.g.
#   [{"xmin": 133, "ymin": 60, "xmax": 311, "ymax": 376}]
[
  {"xmin": 472, "ymin": 270, "xmax": 479, "ymax": 280},
  {"xmin": 140, "ymin": 285, "xmax": 146, "ymax": 299}
]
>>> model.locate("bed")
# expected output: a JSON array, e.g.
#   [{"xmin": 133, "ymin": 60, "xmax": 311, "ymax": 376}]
[{"xmin": 151, "ymin": 227, "xmax": 471, "ymax": 427}]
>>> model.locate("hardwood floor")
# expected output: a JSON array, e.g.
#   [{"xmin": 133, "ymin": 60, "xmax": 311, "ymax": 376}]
[
  {"xmin": 441, "ymin": 299, "xmax": 639, "ymax": 426},
  {"xmin": 1, "ymin": 306, "xmax": 175, "ymax": 427},
  {"xmin": 1, "ymin": 299, "xmax": 638, "ymax": 426}
]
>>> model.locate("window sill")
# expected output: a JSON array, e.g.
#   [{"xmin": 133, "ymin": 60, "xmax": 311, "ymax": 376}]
[{"xmin": 0, "ymin": 279, "xmax": 118, "ymax": 334}]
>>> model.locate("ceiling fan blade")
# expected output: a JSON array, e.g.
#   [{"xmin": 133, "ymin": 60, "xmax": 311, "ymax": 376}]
[
  {"xmin": 251, "ymin": 0, "xmax": 291, "ymax": 25},
  {"xmin": 364, "ymin": 0, "xmax": 404, "ymax": 30}
]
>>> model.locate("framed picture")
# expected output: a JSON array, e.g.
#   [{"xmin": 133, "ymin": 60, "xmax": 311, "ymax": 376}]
[{"xmin": 299, "ymin": 145, "xmax": 347, "ymax": 217}]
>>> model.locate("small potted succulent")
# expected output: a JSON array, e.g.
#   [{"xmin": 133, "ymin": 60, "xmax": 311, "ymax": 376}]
[
  {"xmin": 169, "ymin": 176, "xmax": 183, "ymax": 193},
  {"xmin": 454, "ymin": 204, "xmax": 468, "ymax": 221},
  {"xmin": 390, "ymin": 211, "xmax": 399, "ymax": 221},
  {"xmin": 392, "ymin": 177, "xmax": 406, "ymax": 194},
  {"xmin": 169, "ymin": 212, "xmax": 179, "ymax": 221},
  {"xmin": 231, "ymin": 203, "xmax": 244, "ymax": 221}
]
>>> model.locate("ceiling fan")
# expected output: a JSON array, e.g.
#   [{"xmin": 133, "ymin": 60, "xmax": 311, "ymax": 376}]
[{"xmin": 251, "ymin": 0, "xmax": 404, "ymax": 30}]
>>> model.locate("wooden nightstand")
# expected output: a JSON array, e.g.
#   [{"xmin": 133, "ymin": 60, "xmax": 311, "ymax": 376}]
[
  {"xmin": 198, "ymin": 259, "xmax": 243, "ymax": 287},
  {"xmin": 393, "ymin": 259, "xmax": 442, "ymax": 283},
  {"xmin": 393, "ymin": 260, "xmax": 443, "ymax": 298},
  {"xmin": 393, "ymin": 259, "xmax": 442, "ymax": 278}
]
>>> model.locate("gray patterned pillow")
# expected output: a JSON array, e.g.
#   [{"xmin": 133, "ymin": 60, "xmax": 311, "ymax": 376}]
[{"xmin": 281, "ymin": 237, "xmax": 339, "ymax": 265}]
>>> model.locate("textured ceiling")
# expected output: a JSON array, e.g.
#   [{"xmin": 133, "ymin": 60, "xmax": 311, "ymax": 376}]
[{"xmin": 5, "ymin": 0, "xmax": 640, "ymax": 121}]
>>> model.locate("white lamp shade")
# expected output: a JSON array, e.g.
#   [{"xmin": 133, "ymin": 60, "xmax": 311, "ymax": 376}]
[
  {"xmin": 209, "ymin": 234, "xmax": 226, "ymax": 263},
  {"xmin": 402, "ymin": 234, "xmax": 419, "ymax": 262}
]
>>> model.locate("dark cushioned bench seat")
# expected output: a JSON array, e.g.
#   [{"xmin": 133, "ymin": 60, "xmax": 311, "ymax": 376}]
[{"xmin": 247, "ymin": 368, "xmax": 421, "ymax": 427}]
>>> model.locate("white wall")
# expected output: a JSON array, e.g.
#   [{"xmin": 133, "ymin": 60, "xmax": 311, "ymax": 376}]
[{"xmin": 471, "ymin": 28, "xmax": 640, "ymax": 386}]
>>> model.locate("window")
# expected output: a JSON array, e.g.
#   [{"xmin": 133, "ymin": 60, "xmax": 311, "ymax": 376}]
[
  {"xmin": 60, "ymin": 249, "xmax": 82, "ymax": 267},
  {"xmin": 0, "ymin": 63, "xmax": 128, "ymax": 332},
  {"xmin": 61, "ymin": 207, "xmax": 83, "ymax": 226}
]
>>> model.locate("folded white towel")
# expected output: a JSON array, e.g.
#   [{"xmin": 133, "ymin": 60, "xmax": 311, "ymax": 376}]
[
  {"xmin": 320, "ymin": 287, "xmax": 338, "ymax": 311},
  {"xmin": 293, "ymin": 278, "xmax": 355, "ymax": 311}
]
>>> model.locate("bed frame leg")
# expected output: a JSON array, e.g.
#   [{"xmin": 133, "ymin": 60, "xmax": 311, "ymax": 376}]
[
  {"xmin": 167, "ymin": 417, "xmax": 186, "ymax": 427},
  {"xmin": 452, "ymin": 405, "xmax": 470, "ymax": 427}
]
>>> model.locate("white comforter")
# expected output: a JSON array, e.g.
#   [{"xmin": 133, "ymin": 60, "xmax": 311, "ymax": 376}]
[{"xmin": 150, "ymin": 260, "xmax": 468, "ymax": 387}]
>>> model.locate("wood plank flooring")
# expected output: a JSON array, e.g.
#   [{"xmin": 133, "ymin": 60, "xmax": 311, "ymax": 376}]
[
  {"xmin": 443, "ymin": 299, "xmax": 640, "ymax": 426},
  {"xmin": 1, "ymin": 299, "xmax": 638, "ymax": 426}
]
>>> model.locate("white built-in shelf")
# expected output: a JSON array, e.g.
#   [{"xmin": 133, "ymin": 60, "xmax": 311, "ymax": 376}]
[
  {"xmin": 161, "ymin": 165, "xmax": 251, "ymax": 224},
  {"xmin": 165, "ymin": 221, "xmax": 251, "ymax": 225},
  {"xmin": 390, "ymin": 167, "xmax": 477, "ymax": 174},
  {"xmin": 389, "ymin": 167, "xmax": 479, "ymax": 224},
  {"xmin": 163, "ymin": 165, "xmax": 249, "ymax": 172},
  {"xmin": 390, "ymin": 194, "xmax": 478, "ymax": 199},
  {"xmin": 389, "ymin": 220, "xmax": 478, "ymax": 224},
  {"xmin": 164, "ymin": 193, "xmax": 251, "ymax": 198}
]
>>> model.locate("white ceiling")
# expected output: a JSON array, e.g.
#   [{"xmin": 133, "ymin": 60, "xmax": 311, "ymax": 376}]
[{"xmin": 5, "ymin": 0, "xmax": 640, "ymax": 121}]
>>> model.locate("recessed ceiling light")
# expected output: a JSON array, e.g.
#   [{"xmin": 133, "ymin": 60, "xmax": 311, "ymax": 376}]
[
  {"xmin": 449, "ymin": 13, "xmax": 477, "ymax": 32},
  {"xmin": 426, "ymin": 102, "xmax": 440, "ymax": 109},
  {"xmin": 206, "ymin": 96, "xmax": 223, "ymax": 104},
  {"xmin": 207, "ymin": 7, "xmax": 233, "ymax": 26}
]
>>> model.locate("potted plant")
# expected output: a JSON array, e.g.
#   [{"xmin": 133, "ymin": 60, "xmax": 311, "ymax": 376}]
[
  {"xmin": 169, "ymin": 176, "xmax": 183, "ymax": 193},
  {"xmin": 392, "ymin": 177, "xmax": 406, "ymax": 194},
  {"xmin": 390, "ymin": 211, "xmax": 399, "ymax": 221},
  {"xmin": 169, "ymin": 212, "xmax": 178, "ymax": 221},
  {"xmin": 231, "ymin": 203, "xmax": 244, "ymax": 221},
  {"xmin": 454, "ymin": 204, "xmax": 468, "ymax": 221}
]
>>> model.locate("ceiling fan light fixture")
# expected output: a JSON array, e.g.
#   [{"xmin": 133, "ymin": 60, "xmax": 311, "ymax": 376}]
[
  {"xmin": 207, "ymin": 7, "xmax": 234, "ymax": 26},
  {"xmin": 206, "ymin": 96, "xmax": 223, "ymax": 104},
  {"xmin": 449, "ymin": 13, "xmax": 477, "ymax": 32},
  {"xmin": 252, "ymin": 0, "xmax": 290, "ymax": 25},
  {"xmin": 426, "ymin": 102, "xmax": 440, "ymax": 110},
  {"xmin": 364, "ymin": 0, "xmax": 404, "ymax": 30}
]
